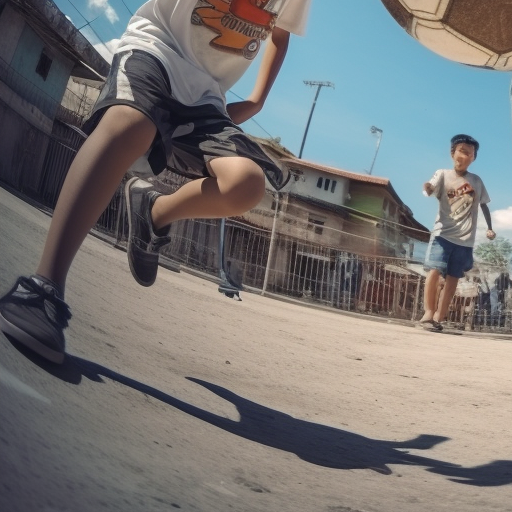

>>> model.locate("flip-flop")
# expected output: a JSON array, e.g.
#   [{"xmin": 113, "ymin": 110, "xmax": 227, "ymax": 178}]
[{"xmin": 419, "ymin": 319, "xmax": 443, "ymax": 331}]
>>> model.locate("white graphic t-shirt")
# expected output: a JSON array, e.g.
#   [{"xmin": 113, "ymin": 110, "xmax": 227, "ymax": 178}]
[
  {"xmin": 429, "ymin": 168, "xmax": 490, "ymax": 247},
  {"xmin": 116, "ymin": 0, "xmax": 311, "ymax": 109}
]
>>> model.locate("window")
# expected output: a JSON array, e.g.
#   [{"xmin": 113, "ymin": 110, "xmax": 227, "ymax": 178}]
[
  {"xmin": 308, "ymin": 214, "xmax": 326, "ymax": 235},
  {"xmin": 317, "ymin": 177, "xmax": 337, "ymax": 193},
  {"xmin": 36, "ymin": 50, "xmax": 52, "ymax": 80}
]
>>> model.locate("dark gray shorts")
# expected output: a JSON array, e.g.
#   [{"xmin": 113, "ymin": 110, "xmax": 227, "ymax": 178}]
[{"xmin": 83, "ymin": 50, "xmax": 288, "ymax": 190}]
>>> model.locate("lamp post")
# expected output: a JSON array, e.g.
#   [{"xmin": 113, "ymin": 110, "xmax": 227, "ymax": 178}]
[
  {"xmin": 298, "ymin": 80, "xmax": 334, "ymax": 159},
  {"xmin": 368, "ymin": 125, "xmax": 383, "ymax": 175}
]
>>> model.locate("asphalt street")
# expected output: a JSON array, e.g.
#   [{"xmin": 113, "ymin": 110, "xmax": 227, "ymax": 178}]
[{"xmin": 1, "ymin": 186, "xmax": 512, "ymax": 512}]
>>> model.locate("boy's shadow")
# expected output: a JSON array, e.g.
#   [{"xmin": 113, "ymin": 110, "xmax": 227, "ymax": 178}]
[{"xmin": 8, "ymin": 339, "xmax": 512, "ymax": 487}]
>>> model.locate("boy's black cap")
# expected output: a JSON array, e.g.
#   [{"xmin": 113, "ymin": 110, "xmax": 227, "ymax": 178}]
[{"xmin": 451, "ymin": 134, "xmax": 479, "ymax": 156}]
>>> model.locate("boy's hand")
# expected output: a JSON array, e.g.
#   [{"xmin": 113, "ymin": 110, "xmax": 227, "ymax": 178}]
[
  {"xmin": 486, "ymin": 229, "xmax": 496, "ymax": 240},
  {"xmin": 423, "ymin": 182, "xmax": 434, "ymax": 196}
]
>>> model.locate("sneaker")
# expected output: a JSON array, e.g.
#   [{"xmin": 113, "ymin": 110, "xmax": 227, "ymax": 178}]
[
  {"xmin": 0, "ymin": 276, "xmax": 71, "ymax": 364},
  {"xmin": 125, "ymin": 177, "xmax": 171, "ymax": 287}
]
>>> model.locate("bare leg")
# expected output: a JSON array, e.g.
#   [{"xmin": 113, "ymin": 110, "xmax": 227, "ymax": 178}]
[
  {"xmin": 150, "ymin": 156, "xmax": 266, "ymax": 229},
  {"xmin": 434, "ymin": 275, "xmax": 459, "ymax": 322},
  {"xmin": 420, "ymin": 269, "xmax": 441, "ymax": 323},
  {"xmin": 36, "ymin": 106, "xmax": 157, "ymax": 293}
]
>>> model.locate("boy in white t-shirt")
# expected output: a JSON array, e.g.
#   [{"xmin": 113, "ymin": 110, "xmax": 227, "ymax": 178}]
[
  {"xmin": 420, "ymin": 134, "xmax": 496, "ymax": 331},
  {"xmin": 0, "ymin": 0, "xmax": 312, "ymax": 363}
]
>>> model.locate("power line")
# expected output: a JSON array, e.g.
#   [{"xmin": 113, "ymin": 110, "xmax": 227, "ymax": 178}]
[
  {"xmin": 66, "ymin": 0, "xmax": 116, "ymax": 56},
  {"xmin": 77, "ymin": 15, "xmax": 99, "ymax": 31},
  {"xmin": 120, "ymin": 0, "xmax": 134, "ymax": 16}
]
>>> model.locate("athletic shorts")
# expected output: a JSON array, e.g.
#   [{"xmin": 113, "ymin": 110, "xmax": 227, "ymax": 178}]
[
  {"xmin": 83, "ymin": 50, "xmax": 289, "ymax": 190},
  {"xmin": 423, "ymin": 236, "xmax": 474, "ymax": 278}
]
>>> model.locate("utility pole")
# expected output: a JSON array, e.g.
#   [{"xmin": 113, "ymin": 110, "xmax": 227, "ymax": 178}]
[
  {"xmin": 368, "ymin": 125, "xmax": 383, "ymax": 175},
  {"xmin": 299, "ymin": 80, "xmax": 335, "ymax": 159}
]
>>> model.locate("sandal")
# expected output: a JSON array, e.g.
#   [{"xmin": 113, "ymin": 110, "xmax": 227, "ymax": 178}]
[{"xmin": 419, "ymin": 319, "xmax": 443, "ymax": 331}]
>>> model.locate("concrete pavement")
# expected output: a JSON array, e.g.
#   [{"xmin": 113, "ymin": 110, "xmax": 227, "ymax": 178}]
[{"xmin": 1, "ymin": 186, "xmax": 512, "ymax": 512}]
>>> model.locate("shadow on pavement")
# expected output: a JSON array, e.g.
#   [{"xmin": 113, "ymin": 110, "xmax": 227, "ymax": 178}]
[{"xmin": 6, "ymin": 338, "xmax": 512, "ymax": 487}]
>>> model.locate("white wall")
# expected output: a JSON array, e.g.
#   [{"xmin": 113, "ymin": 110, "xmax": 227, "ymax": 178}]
[{"xmin": 284, "ymin": 169, "xmax": 350, "ymax": 206}]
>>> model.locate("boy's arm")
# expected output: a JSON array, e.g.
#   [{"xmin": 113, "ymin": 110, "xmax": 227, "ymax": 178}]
[
  {"xmin": 423, "ymin": 182, "xmax": 434, "ymax": 196},
  {"xmin": 226, "ymin": 26, "xmax": 290, "ymax": 125},
  {"xmin": 480, "ymin": 203, "xmax": 496, "ymax": 239},
  {"xmin": 423, "ymin": 170, "xmax": 443, "ymax": 197}
]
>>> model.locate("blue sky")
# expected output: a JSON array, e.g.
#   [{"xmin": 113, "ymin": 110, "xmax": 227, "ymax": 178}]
[{"xmin": 56, "ymin": 0, "xmax": 512, "ymax": 245}]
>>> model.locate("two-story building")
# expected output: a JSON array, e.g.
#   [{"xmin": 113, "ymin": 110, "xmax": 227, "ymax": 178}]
[{"xmin": 234, "ymin": 138, "xmax": 430, "ymax": 315}]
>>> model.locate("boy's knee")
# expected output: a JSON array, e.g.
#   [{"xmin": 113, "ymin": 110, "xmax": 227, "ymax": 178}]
[
  {"xmin": 209, "ymin": 157, "xmax": 266, "ymax": 211},
  {"xmin": 243, "ymin": 164, "xmax": 266, "ymax": 198},
  {"xmin": 228, "ymin": 162, "xmax": 265, "ymax": 212},
  {"xmin": 224, "ymin": 159, "xmax": 265, "ymax": 193}
]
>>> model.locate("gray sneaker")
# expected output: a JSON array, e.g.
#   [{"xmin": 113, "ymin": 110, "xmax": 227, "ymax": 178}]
[
  {"xmin": 0, "ymin": 276, "xmax": 71, "ymax": 364},
  {"xmin": 125, "ymin": 177, "xmax": 171, "ymax": 287}
]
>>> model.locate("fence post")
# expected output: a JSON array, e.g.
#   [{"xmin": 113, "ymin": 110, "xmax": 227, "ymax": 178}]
[{"xmin": 262, "ymin": 191, "xmax": 279, "ymax": 295}]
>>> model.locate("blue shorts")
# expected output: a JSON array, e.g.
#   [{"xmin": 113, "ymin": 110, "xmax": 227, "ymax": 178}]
[
  {"xmin": 83, "ymin": 50, "xmax": 288, "ymax": 190},
  {"xmin": 424, "ymin": 236, "xmax": 473, "ymax": 278}
]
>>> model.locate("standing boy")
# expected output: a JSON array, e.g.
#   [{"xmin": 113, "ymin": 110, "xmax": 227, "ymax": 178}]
[
  {"xmin": 0, "ymin": 0, "xmax": 312, "ymax": 363},
  {"xmin": 420, "ymin": 134, "xmax": 496, "ymax": 331}
]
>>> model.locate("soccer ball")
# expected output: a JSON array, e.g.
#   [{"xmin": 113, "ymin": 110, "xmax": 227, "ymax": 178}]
[{"xmin": 380, "ymin": 0, "xmax": 512, "ymax": 71}]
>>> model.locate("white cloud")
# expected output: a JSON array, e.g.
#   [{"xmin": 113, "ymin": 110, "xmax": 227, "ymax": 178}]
[
  {"xmin": 93, "ymin": 39, "xmax": 119, "ymax": 63},
  {"xmin": 476, "ymin": 206, "xmax": 512, "ymax": 246},
  {"xmin": 88, "ymin": 0, "xmax": 119, "ymax": 24},
  {"xmin": 492, "ymin": 206, "xmax": 512, "ymax": 232}
]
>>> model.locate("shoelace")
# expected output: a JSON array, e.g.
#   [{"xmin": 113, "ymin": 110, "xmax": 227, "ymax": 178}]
[{"xmin": 17, "ymin": 277, "xmax": 72, "ymax": 328}]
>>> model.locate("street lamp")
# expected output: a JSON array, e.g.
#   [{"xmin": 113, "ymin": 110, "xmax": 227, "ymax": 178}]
[
  {"xmin": 368, "ymin": 125, "xmax": 383, "ymax": 175},
  {"xmin": 298, "ymin": 80, "xmax": 335, "ymax": 159}
]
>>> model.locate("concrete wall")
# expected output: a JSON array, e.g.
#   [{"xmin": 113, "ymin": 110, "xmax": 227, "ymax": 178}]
[
  {"xmin": 10, "ymin": 22, "xmax": 73, "ymax": 116},
  {"xmin": 0, "ymin": 4, "xmax": 24, "ymax": 65},
  {"xmin": 0, "ymin": 91, "xmax": 49, "ymax": 195},
  {"xmin": 0, "ymin": 2, "xmax": 73, "ymax": 196}
]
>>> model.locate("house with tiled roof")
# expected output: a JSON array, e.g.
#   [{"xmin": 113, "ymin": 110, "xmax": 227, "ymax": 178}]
[{"xmin": 244, "ymin": 141, "xmax": 430, "ymax": 260}]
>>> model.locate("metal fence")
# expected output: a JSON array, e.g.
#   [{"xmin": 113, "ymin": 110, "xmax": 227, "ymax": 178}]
[{"xmin": 105, "ymin": 177, "xmax": 511, "ymax": 333}]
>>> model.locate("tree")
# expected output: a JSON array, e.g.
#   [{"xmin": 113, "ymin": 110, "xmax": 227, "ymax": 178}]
[{"xmin": 474, "ymin": 236, "xmax": 512, "ymax": 269}]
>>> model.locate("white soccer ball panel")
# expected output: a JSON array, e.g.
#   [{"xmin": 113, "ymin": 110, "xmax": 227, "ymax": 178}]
[
  {"xmin": 397, "ymin": 0, "xmax": 450, "ymax": 21},
  {"xmin": 381, "ymin": 0, "xmax": 512, "ymax": 70},
  {"xmin": 494, "ymin": 52, "xmax": 512, "ymax": 71},
  {"xmin": 412, "ymin": 21, "xmax": 501, "ymax": 69}
]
